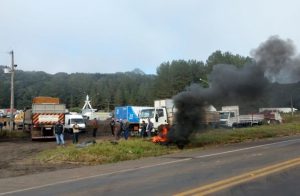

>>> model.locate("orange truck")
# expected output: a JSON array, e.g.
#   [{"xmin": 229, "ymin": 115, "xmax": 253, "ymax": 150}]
[{"xmin": 26, "ymin": 97, "xmax": 66, "ymax": 140}]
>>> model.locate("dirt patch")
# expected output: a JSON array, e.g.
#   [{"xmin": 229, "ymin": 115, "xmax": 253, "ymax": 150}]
[
  {"xmin": 0, "ymin": 128, "xmax": 116, "ymax": 179},
  {"xmin": 0, "ymin": 138, "xmax": 77, "ymax": 179}
]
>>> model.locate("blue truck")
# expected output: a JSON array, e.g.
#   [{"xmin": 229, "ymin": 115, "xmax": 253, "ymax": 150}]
[{"xmin": 114, "ymin": 106, "xmax": 153, "ymax": 133}]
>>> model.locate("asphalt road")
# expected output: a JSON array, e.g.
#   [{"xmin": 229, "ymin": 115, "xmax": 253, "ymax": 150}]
[{"xmin": 2, "ymin": 136, "xmax": 300, "ymax": 196}]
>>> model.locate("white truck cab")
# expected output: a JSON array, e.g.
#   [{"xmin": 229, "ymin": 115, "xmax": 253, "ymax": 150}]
[
  {"xmin": 64, "ymin": 113, "xmax": 86, "ymax": 133},
  {"xmin": 139, "ymin": 99, "xmax": 176, "ymax": 133}
]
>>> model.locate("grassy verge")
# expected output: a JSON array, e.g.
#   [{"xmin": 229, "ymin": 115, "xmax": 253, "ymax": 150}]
[
  {"xmin": 190, "ymin": 123, "xmax": 300, "ymax": 147},
  {"xmin": 0, "ymin": 129, "xmax": 29, "ymax": 138},
  {"xmin": 37, "ymin": 139, "xmax": 179, "ymax": 165},
  {"xmin": 37, "ymin": 113, "xmax": 300, "ymax": 165}
]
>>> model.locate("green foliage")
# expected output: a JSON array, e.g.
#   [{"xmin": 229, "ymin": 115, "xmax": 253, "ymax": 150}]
[
  {"xmin": 190, "ymin": 122, "xmax": 300, "ymax": 147},
  {"xmin": 37, "ymin": 139, "xmax": 178, "ymax": 164},
  {"xmin": 206, "ymin": 50, "xmax": 253, "ymax": 73},
  {"xmin": 0, "ymin": 68, "xmax": 155, "ymax": 110},
  {"xmin": 1, "ymin": 49, "xmax": 299, "ymax": 111},
  {"xmin": 154, "ymin": 60, "xmax": 206, "ymax": 98}
]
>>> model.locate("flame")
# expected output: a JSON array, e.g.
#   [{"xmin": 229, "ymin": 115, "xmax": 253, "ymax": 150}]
[{"xmin": 152, "ymin": 125, "xmax": 168, "ymax": 143}]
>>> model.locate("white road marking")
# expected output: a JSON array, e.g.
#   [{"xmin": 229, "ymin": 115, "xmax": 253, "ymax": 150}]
[{"xmin": 1, "ymin": 137, "xmax": 300, "ymax": 195}]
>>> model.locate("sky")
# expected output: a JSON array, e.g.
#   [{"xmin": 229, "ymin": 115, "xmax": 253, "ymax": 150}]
[{"xmin": 0, "ymin": 0, "xmax": 300, "ymax": 75}]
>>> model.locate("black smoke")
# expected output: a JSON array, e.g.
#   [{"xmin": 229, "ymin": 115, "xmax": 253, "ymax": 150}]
[
  {"xmin": 168, "ymin": 36, "xmax": 300, "ymax": 147},
  {"xmin": 252, "ymin": 35, "xmax": 300, "ymax": 84}
]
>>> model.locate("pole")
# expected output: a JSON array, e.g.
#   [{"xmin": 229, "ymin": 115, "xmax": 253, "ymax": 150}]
[
  {"xmin": 107, "ymin": 100, "xmax": 110, "ymax": 112},
  {"xmin": 9, "ymin": 50, "xmax": 15, "ymax": 132},
  {"xmin": 291, "ymin": 96, "xmax": 294, "ymax": 117}
]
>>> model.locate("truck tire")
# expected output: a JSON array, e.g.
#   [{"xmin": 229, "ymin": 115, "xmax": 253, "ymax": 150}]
[{"xmin": 31, "ymin": 128, "xmax": 40, "ymax": 140}]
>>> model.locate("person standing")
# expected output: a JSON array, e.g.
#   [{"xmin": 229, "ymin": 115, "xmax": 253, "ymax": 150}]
[
  {"xmin": 119, "ymin": 119, "xmax": 124, "ymax": 137},
  {"xmin": 123, "ymin": 120, "xmax": 130, "ymax": 140},
  {"xmin": 114, "ymin": 120, "xmax": 122, "ymax": 141},
  {"xmin": 92, "ymin": 118, "xmax": 98, "ymax": 138},
  {"xmin": 72, "ymin": 122, "xmax": 80, "ymax": 144},
  {"xmin": 146, "ymin": 118, "xmax": 153, "ymax": 138},
  {"xmin": 54, "ymin": 121, "xmax": 64, "ymax": 146},
  {"xmin": 140, "ymin": 120, "xmax": 146, "ymax": 138},
  {"xmin": 0, "ymin": 122, "xmax": 3, "ymax": 132},
  {"xmin": 110, "ymin": 118, "xmax": 115, "ymax": 136}
]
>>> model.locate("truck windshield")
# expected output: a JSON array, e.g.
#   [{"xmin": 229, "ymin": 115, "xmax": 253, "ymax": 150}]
[
  {"xmin": 139, "ymin": 109, "xmax": 154, "ymax": 118},
  {"xmin": 220, "ymin": 112, "xmax": 229, "ymax": 119},
  {"xmin": 70, "ymin": 119, "xmax": 84, "ymax": 124}
]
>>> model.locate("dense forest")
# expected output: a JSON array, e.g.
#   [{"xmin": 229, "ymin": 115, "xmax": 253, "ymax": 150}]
[{"xmin": 0, "ymin": 50, "xmax": 299, "ymax": 112}]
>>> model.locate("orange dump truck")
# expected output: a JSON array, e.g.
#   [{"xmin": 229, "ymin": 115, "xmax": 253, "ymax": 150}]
[{"xmin": 26, "ymin": 97, "xmax": 66, "ymax": 140}]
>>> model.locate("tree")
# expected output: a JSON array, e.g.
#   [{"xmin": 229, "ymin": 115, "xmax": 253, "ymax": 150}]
[
  {"xmin": 206, "ymin": 50, "xmax": 253, "ymax": 73},
  {"xmin": 154, "ymin": 60, "xmax": 206, "ymax": 98}
]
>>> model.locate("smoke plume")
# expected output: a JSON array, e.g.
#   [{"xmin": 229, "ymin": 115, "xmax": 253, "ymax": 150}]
[
  {"xmin": 252, "ymin": 35, "xmax": 300, "ymax": 84},
  {"xmin": 169, "ymin": 36, "xmax": 300, "ymax": 147}
]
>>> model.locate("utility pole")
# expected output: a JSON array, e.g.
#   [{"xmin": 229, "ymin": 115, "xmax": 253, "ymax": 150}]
[
  {"xmin": 2, "ymin": 50, "xmax": 17, "ymax": 132},
  {"xmin": 9, "ymin": 50, "xmax": 15, "ymax": 132},
  {"xmin": 291, "ymin": 96, "xmax": 294, "ymax": 117}
]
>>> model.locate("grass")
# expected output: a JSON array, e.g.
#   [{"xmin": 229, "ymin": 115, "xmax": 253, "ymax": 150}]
[
  {"xmin": 190, "ymin": 113, "xmax": 300, "ymax": 147},
  {"xmin": 37, "ymin": 113, "xmax": 300, "ymax": 165},
  {"xmin": 37, "ymin": 139, "xmax": 179, "ymax": 165},
  {"xmin": 0, "ymin": 129, "xmax": 29, "ymax": 138}
]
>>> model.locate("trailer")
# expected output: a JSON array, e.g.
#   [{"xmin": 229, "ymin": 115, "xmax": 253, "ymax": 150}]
[
  {"xmin": 114, "ymin": 106, "xmax": 153, "ymax": 133},
  {"xmin": 26, "ymin": 97, "xmax": 66, "ymax": 140}
]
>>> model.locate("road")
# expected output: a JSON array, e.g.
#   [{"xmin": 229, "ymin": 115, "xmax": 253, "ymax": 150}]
[{"xmin": 1, "ymin": 136, "xmax": 300, "ymax": 196}]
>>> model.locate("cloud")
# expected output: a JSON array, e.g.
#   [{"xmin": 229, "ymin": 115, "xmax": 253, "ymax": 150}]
[{"xmin": 1, "ymin": 0, "xmax": 300, "ymax": 74}]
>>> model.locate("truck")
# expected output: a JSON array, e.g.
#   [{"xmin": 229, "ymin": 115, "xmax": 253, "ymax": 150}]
[
  {"xmin": 259, "ymin": 107, "xmax": 298, "ymax": 113},
  {"xmin": 114, "ymin": 106, "xmax": 153, "ymax": 133},
  {"xmin": 259, "ymin": 110, "xmax": 282, "ymax": 124},
  {"xmin": 139, "ymin": 99, "xmax": 220, "ymax": 133},
  {"xmin": 14, "ymin": 111, "xmax": 24, "ymax": 130},
  {"xmin": 26, "ymin": 97, "xmax": 66, "ymax": 140},
  {"xmin": 219, "ymin": 106, "xmax": 264, "ymax": 128},
  {"xmin": 64, "ymin": 113, "xmax": 86, "ymax": 133}
]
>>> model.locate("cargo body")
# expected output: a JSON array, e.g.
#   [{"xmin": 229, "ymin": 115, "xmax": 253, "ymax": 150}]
[
  {"xmin": 114, "ymin": 106, "xmax": 152, "ymax": 132},
  {"xmin": 219, "ymin": 106, "xmax": 264, "ymax": 128},
  {"xmin": 260, "ymin": 111, "xmax": 282, "ymax": 124},
  {"xmin": 26, "ymin": 97, "xmax": 66, "ymax": 140}
]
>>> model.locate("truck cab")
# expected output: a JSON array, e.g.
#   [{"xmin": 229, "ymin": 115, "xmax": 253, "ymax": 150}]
[
  {"xmin": 219, "ymin": 106, "xmax": 264, "ymax": 128},
  {"xmin": 64, "ymin": 114, "xmax": 86, "ymax": 133},
  {"xmin": 139, "ymin": 99, "xmax": 177, "ymax": 134},
  {"xmin": 139, "ymin": 107, "xmax": 168, "ymax": 132},
  {"xmin": 219, "ymin": 111, "xmax": 237, "ymax": 127}
]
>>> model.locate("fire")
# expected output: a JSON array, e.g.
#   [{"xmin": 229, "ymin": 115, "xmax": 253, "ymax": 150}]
[{"xmin": 152, "ymin": 125, "xmax": 169, "ymax": 144}]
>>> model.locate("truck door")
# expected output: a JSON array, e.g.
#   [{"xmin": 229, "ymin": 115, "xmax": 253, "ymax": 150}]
[{"xmin": 154, "ymin": 108, "xmax": 167, "ymax": 128}]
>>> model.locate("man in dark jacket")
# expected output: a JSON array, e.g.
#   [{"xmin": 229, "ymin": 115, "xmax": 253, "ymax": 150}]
[
  {"xmin": 92, "ymin": 118, "xmax": 98, "ymax": 138},
  {"xmin": 54, "ymin": 121, "xmax": 64, "ymax": 146},
  {"xmin": 110, "ymin": 118, "xmax": 115, "ymax": 136}
]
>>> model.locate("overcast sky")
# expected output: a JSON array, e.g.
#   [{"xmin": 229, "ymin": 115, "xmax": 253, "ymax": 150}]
[{"xmin": 0, "ymin": 0, "xmax": 300, "ymax": 75}]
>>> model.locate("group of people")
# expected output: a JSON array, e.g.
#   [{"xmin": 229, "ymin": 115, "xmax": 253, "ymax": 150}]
[
  {"xmin": 53, "ymin": 121, "xmax": 82, "ymax": 146},
  {"xmin": 55, "ymin": 117, "xmax": 154, "ymax": 145},
  {"xmin": 109, "ymin": 118, "xmax": 153, "ymax": 140},
  {"xmin": 54, "ymin": 118, "xmax": 99, "ymax": 146},
  {"xmin": 140, "ymin": 118, "xmax": 153, "ymax": 138},
  {"xmin": 110, "ymin": 118, "xmax": 130, "ymax": 141}
]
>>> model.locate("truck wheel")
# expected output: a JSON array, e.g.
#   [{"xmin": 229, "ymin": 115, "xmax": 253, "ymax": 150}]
[{"xmin": 31, "ymin": 130, "xmax": 40, "ymax": 140}]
